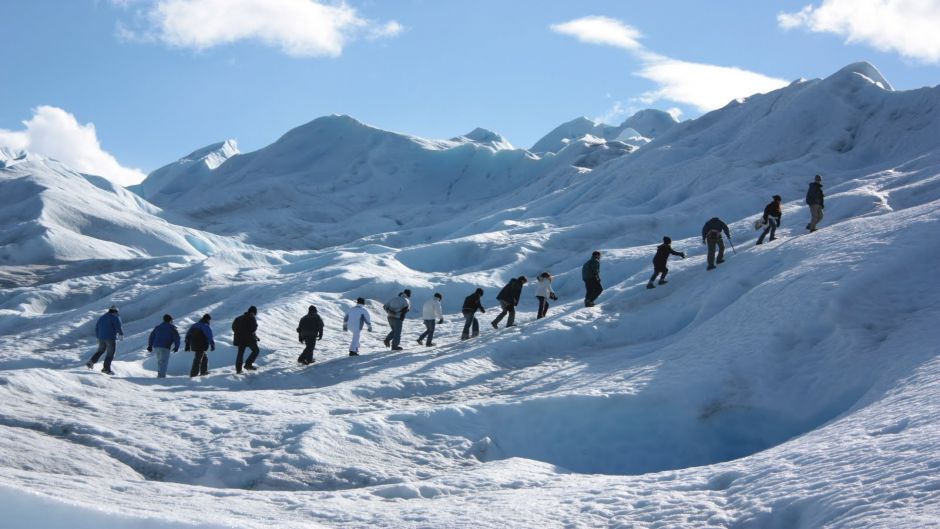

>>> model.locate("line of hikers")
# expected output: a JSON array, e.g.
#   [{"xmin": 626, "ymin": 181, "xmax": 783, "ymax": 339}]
[{"xmin": 84, "ymin": 175, "xmax": 826, "ymax": 378}]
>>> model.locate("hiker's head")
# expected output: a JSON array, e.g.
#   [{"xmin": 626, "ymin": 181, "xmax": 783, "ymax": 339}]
[
  {"xmin": 592, "ymin": 251, "xmax": 601, "ymax": 259},
  {"xmin": 475, "ymin": 288, "xmax": 484, "ymax": 296},
  {"xmin": 308, "ymin": 305, "xmax": 317, "ymax": 313},
  {"xmin": 663, "ymin": 236, "xmax": 672, "ymax": 244},
  {"xmin": 201, "ymin": 314, "xmax": 211, "ymax": 322},
  {"xmin": 108, "ymin": 305, "xmax": 119, "ymax": 313},
  {"xmin": 356, "ymin": 297, "xmax": 366, "ymax": 305},
  {"xmin": 163, "ymin": 314, "xmax": 173, "ymax": 323},
  {"xmin": 433, "ymin": 293, "xmax": 442, "ymax": 300},
  {"xmin": 247, "ymin": 306, "xmax": 257, "ymax": 315},
  {"xmin": 518, "ymin": 276, "xmax": 528, "ymax": 284},
  {"xmin": 815, "ymin": 174, "xmax": 822, "ymax": 183},
  {"xmin": 403, "ymin": 289, "xmax": 412, "ymax": 298},
  {"xmin": 773, "ymin": 195, "xmax": 782, "ymax": 202}
]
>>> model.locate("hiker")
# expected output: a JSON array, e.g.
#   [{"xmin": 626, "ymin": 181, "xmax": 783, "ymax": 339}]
[
  {"xmin": 582, "ymin": 251, "xmax": 603, "ymax": 307},
  {"xmin": 232, "ymin": 306, "xmax": 260, "ymax": 373},
  {"xmin": 460, "ymin": 288, "xmax": 486, "ymax": 340},
  {"xmin": 806, "ymin": 175, "xmax": 825, "ymax": 232},
  {"xmin": 701, "ymin": 218, "xmax": 731, "ymax": 270},
  {"xmin": 85, "ymin": 305, "xmax": 124, "ymax": 375},
  {"xmin": 757, "ymin": 195, "xmax": 783, "ymax": 244},
  {"xmin": 147, "ymin": 314, "xmax": 180, "ymax": 378},
  {"xmin": 418, "ymin": 293, "xmax": 444, "ymax": 347},
  {"xmin": 343, "ymin": 297, "xmax": 373, "ymax": 356},
  {"xmin": 492, "ymin": 276, "xmax": 527, "ymax": 329},
  {"xmin": 535, "ymin": 272, "xmax": 557, "ymax": 319},
  {"xmin": 383, "ymin": 289, "xmax": 411, "ymax": 351},
  {"xmin": 296, "ymin": 305, "xmax": 324, "ymax": 365},
  {"xmin": 185, "ymin": 314, "xmax": 214, "ymax": 377},
  {"xmin": 647, "ymin": 237, "xmax": 686, "ymax": 288}
]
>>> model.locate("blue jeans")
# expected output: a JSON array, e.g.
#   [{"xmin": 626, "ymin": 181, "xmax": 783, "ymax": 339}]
[
  {"xmin": 154, "ymin": 347, "xmax": 171, "ymax": 378},
  {"xmin": 88, "ymin": 339, "xmax": 116, "ymax": 370},
  {"xmin": 385, "ymin": 317, "xmax": 404, "ymax": 347},
  {"xmin": 418, "ymin": 319, "xmax": 436, "ymax": 344},
  {"xmin": 461, "ymin": 312, "xmax": 479, "ymax": 339}
]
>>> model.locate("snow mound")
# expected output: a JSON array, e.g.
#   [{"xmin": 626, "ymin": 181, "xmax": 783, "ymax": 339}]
[
  {"xmin": 619, "ymin": 108, "xmax": 678, "ymax": 138},
  {"xmin": 826, "ymin": 61, "xmax": 894, "ymax": 91},
  {"xmin": 130, "ymin": 139, "xmax": 238, "ymax": 200},
  {"xmin": 450, "ymin": 127, "xmax": 514, "ymax": 150}
]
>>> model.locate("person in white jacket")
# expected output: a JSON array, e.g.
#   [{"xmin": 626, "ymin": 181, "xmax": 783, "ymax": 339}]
[
  {"xmin": 535, "ymin": 272, "xmax": 558, "ymax": 319},
  {"xmin": 343, "ymin": 297, "xmax": 373, "ymax": 356},
  {"xmin": 417, "ymin": 293, "xmax": 444, "ymax": 347}
]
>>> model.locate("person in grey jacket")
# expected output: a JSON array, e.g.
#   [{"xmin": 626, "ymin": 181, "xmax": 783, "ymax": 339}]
[
  {"xmin": 805, "ymin": 174, "xmax": 825, "ymax": 232},
  {"xmin": 582, "ymin": 251, "xmax": 602, "ymax": 307},
  {"xmin": 85, "ymin": 305, "xmax": 124, "ymax": 375}
]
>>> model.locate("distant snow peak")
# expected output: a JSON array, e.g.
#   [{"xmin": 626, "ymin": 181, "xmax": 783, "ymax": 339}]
[
  {"xmin": 826, "ymin": 61, "xmax": 894, "ymax": 91},
  {"xmin": 451, "ymin": 128, "xmax": 514, "ymax": 150},
  {"xmin": 532, "ymin": 110, "xmax": 677, "ymax": 154}
]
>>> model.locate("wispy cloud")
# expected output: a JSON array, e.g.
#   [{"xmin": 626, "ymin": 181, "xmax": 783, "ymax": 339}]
[
  {"xmin": 778, "ymin": 0, "xmax": 940, "ymax": 63},
  {"xmin": 0, "ymin": 106, "xmax": 145, "ymax": 186},
  {"xmin": 551, "ymin": 16, "xmax": 788, "ymax": 113},
  {"xmin": 117, "ymin": 0, "xmax": 402, "ymax": 58}
]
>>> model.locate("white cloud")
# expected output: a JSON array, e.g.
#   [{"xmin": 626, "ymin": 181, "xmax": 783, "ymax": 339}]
[
  {"xmin": 121, "ymin": 0, "xmax": 401, "ymax": 57},
  {"xmin": 594, "ymin": 101, "xmax": 630, "ymax": 124},
  {"xmin": 551, "ymin": 16, "xmax": 788, "ymax": 113},
  {"xmin": 666, "ymin": 107, "xmax": 683, "ymax": 121},
  {"xmin": 550, "ymin": 16, "xmax": 642, "ymax": 51},
  {"xmin": 778, "ymin": 0, "xmax": 940, "ymax": 63},
  {"xmin": 0, "ymin": 106, "xmax": 145, "ymax": 186}
]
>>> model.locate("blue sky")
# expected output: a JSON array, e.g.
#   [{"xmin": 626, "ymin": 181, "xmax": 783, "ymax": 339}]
[{"xmin": 1, "ymin": 0, "xmax": 938, "ymax": 184}]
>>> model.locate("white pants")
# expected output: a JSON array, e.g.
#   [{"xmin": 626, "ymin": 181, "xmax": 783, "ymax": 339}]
[{"xmin": 349, "ymin": 328, "xmax": 362, "ymax": 353}]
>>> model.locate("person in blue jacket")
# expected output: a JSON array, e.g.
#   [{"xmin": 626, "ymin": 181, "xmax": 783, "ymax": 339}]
[
  {"xmin": 185, "ymin": 314, "xmax": 215, "ymax": 377},
  {"xmin": 85, "ymin": 305, "xmax": 124, "ymax": 375},
  {"xmin": 147, "ymin": 314, "xmax": 180, "ymax": 378}
]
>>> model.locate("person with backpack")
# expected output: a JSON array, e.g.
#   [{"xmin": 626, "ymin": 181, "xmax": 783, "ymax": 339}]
[
  {"xmin": 147, "ymin": 314, "xmax": 180, "ymax": 378},
  {"xmin": 383, "ymin": 290, "xmax": 411, "ymax": 351},
  {"xmin": 701, "ymin": 218, "xmax": 731, "ymax": 270},
  {"xmin": 492, "ymin": 276, "xmax": 527, "ymax": 329},
  {"xmin": 535, "ymin": 272, "xmax": 557, "ymax": 319},
  {"xmin": 85, "ymin": 305, "xmax": 124, "ymax": 375},
  {"xmin": 461, "ymin": 288, "xmax": 486, "ymax": 340},
  {"xmin": 232, "ymin": 306, "xmax": 260, "ymax": 373},
  {"xmin": 757, "ymin": 195, "xmax": 783, "ymax": 245},
  {"xmin": 805, "ymin": 174, "xmax": 825, "ymax": 232},
  {"xmin": 582, "ymin": 251, "xmax": 603, "ymax": 307},
  {"xmin": 185, "ymin": 314, "xmax": 214, "ymax": 378},
  {"xmin": 296, "ymin": 305, "xmax": 325, "ymax": 365},
  {"xmin": 418, "ymin": 293, "xmax": 444, "ymax": 347},
  {"xmin": 647, "ymin": 237, "xmax": 685, "ymax": 289},
  {"xmin": 343, "ymin": 297, "xmax": 373, "ymax": 356}
]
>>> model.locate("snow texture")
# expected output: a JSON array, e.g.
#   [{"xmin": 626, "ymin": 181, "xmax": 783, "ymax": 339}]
[{"xmin": 0, "ymin": 62, "xmax": 939, "ymax": 528}]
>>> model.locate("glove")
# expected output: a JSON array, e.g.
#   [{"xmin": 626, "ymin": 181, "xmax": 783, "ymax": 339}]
[
  {"xmin": 299, "ymin": 335, "xmax": 305, "ymax": 343},
  {"xmin": 368, "ymin": 327, "xmax": 373, "ymax": 332},
  {"xmin": 210, "ymin": 345, "xmax": 215, "ymax": 351},
  {"xmin": 254, "ymin": 335, "xmax": 261, "ymax": 342},
  {"xmin": 343, "ymin": 325, "xmax": 348, "ymax": 332},
  {"xmin": 438, "ymin": 318, "xmax": 444, "ymax": 324},
  {"xmin": 680, "ymin": 252, "xmax": 686, "ymax": 259},
  {"xmin": 172, "ymin": 347, "xmax": 179, "ymax": 353},
  {"xmin": 549, "ymin": 293, "xmax": 558, "ymax": 301},
  {"xmin": 146, "ymin": 346, "xmax": 152, "ymax": 352},
  {"xmin": 318, "ymin": 334, "xmax": 324, "ymax": 340}
]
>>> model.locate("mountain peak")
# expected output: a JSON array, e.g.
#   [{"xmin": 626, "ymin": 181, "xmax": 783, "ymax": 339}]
[
  {"xmin": 825, "ymin": 61, "xmax": 894, "ymax": 91},
  {"xmin": 451, "ymin": 127, "xmax": 514, "ymax": 150}
]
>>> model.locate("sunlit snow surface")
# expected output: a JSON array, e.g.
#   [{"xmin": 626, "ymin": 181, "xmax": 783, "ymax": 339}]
[{"xmin": 1, "ymin": 63, "xmax": 939, "ymax": 528}]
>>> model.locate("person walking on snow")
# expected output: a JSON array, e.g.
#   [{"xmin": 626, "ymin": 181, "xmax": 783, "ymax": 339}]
[
  {"xmin": 460, "ymin": 288, "xmax": 486, "ymax": 340},
  {"xmin": 147, "ymin": 314, "xmax": 180, "ymax": 378},
  {"xmin": 535, "ymin": 272, "xmax": 557, "ymax": 319},
  {"xmin": 647, "ymin": 237, "xmax": 685, "ymax": 289},
  {"xmin": 344, "ymin": 297, "xmax": 373, "ymax": 356},
  {"xmin": 492, "ymin": 276, "xmax": 527, "ymax": 329},
  {"xmin": 185, "ymin": 314, "xmax": 215, "ymax": 377},
  {"xmin": 701, "ymin": 218, "xmax": 731, "ymax": 271},
  {"xmin": 582, "ymin": 251, "xmax": 603, "ymax": 307},
  {"xmin": 232, "ymin": 306, "xmax": 261, "ymax": 373},
  {"xmin": 383, "ymin": 290, "xmax": 411, "ymax": 351},
  {"xmin": 757, "ymin": 195, "xmax": 783, "ymax": 244},
  {"xmin": 806, "ymin": 174, "xmax": 825, "ymax": 232},
  {"xmin": 296, "ymin": 305, "xmax": 324, "ymax": 365},
  {"xmin": 417, "ymin": 293, "xmax": 444, "ymax": 346},
  {"xmin": 85, "ymin": 305, "xmax": 124, "ymax": 375}
]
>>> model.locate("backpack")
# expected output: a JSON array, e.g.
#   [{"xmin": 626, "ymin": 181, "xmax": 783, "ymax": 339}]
[
  {"xmin": 189, "ymin": 326, "xmax": 209, "ymax": 352},
  {"xmin": 706, "ymin": 229, "xmax": 722, "ymax": 241},
  {"xmin": 753, "ymin": 218, "xmax": 765, "ymax": 230}
]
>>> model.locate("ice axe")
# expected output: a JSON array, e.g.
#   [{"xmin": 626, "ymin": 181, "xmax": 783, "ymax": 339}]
[{"xmin": 727, "ymin": 235, "xmax": 737, "ymax": 255}]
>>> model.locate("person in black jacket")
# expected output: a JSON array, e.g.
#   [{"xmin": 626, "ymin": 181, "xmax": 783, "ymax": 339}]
[
  {"xmin": 582, "ymin": 251, "xmax": 602, "ymax": 307},
  {"xmin": 185, "ymin": 314, "xmax": 215, "ymax": 378},
  {"xmin": 701, "ymin": 218, "xmax": 730, "ymax": 270},
  {"xmin": 491, "ymin": 276, "xmax": 527, "ymax": 329},
  {"xmin": 296, "ymin": 305, "xmax": 325, "ymax": 365},
  {"xmin": 647, "ymin": 237, "xmax": 685, "ymax": 289},
  {"xmin": 805, "ymin": 175, "xmax": 825, "ymax": 232},
  {"xmin": 461, "ymin": 288, "xmax": 486, "ymax": 340},
  {"xmin": 232, "ymin": 306, "xmax": 260, "ymax": 374},
  {"xmin": 757, "ymin": 195, "xmax": 783, "ymax": 245}
]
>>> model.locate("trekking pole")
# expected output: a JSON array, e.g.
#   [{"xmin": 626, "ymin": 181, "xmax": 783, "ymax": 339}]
[{"xmin": 727, "ymin": 236, "xmax": 737, "ymax": 255}]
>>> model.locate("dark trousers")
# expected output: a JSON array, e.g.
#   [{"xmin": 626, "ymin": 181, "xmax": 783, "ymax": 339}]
[
  {"xmin": 88, "ymin": 339, "xmax": 116, "ymax": 370},
  {"xmin": 757, "ymin": 218, "xmax": 779, "ymax": 243},
  {"xmin": 461, "ymin": 311, "xmax": 480, "ymax": 339},
  {"xmin": 492, "ymin": 300, "xmax": 516, "ymax": 327},
  {"xmin": 235, "ymin": 342, "xmax": 260, "ymax": 371},
  {"xmin": 297, "ymin": 336, "xmax": 318, "ymax": 364},
  {"xmin": 707, "ymin": 238, "xmax": 725, "ymax": 267},
  {"xmin": 537, "ymin": 296, "xmax": 550, "ymax": 319},
  {"xmin": 190, "ymin": 350, "xmax": 208, "ymax": 377},
  {"xmin": 385, "ymin": 317, "xmax": 404, "ymax": 347},
  {"xmin": 584, "ymin": 279, "xmax": 603, "ymax": 305},
  {"xmin": 418, "ymin": 320, "xmax": 436, "ymax": 344},
  {"xmin": 649, "ymin": 265, "xmax": 668, "ymax": 283}
]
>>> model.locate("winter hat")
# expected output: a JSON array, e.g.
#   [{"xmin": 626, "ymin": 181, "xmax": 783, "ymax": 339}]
[
  {"xmin": 308, "ymin": 305, "xmax": 318, "ymax": 313},
  {"xmin": 475, "ymin": 288, "xmax": 484, "ymax": 296},
  {"xmin": 518, "ymin": 275, "xmax": 528, "ymax": 284},
  {"xmin": 773, "ymin": 195, "xmax": 782, "ymax": 201},
  {"xmin": 815, "ymin": 174, "xmax": 822, "ymax": 182},
  {"xmin": 108, "ymin": 305, "xmax": 119, "ymax": 313},
  {"xmin": 356, "ymin": 297, "xmax": 366, "ymax": 305},
  {"xmin": 201, "ymin": 314, "xmax": 211, "ymax": 322},
  {"xmin": 163, "ymin": 314, "xmax": 173, "ymax": 322},
  {"xmin": 663, "ymin": 236, "xmax": 672, "ymax": 244},
  {"xmin": 247, "ymin": 306, "xmax": 258, "ymax": 315},
  {"xmin": 403, "ymin": 289, "xmax": 412, "ymax": 297},
  {"xmin": 592, "ymin": 251, "xmax": 601, "ymax": 258},
  {"xmin": 434, "ymin": 293, "xmax": 442, "ymax": 300}
]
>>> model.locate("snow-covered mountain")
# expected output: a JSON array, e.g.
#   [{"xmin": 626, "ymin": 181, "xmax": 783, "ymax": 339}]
[
  {"xmin": 130, "ymin": 139, "xmax": 239, "ymax": 201},
  {"xmin": 529, "ymin": 109, "xmax": 678, "ymax": 154},
  {"xmin": 1, "ymin": 62, "xmax": 939, "ymax": 528}
]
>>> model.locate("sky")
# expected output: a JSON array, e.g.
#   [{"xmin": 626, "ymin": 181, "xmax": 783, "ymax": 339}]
[{"xmin": 1, "ymin": 0, "xmax": 939, "ymax": 185}]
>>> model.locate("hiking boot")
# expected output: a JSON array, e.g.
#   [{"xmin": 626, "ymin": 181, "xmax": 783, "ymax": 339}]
[
  {"xmin": 658, "ymin": 279, "xmax": 668, "ymax": 285},
  {"xmin": 707, "ymin": 265, "xmax": 717, "ymax": 271},
  {"xmin": 460, "ymin": 335, "xmax": 469, "ymax": 341},
  {"xmin": 716, "ymin": 258, "xmax": 725, "ymax": 264},
  {"xmin": 244, "ymin": 364, "xmax": 257, "ymax": 371},
  {"xmin": 392, "ymin": 346, "xmax": 404, "ymax": 351},
  {"xmin": 236, "ymin": 369, "xmax": 243, "ymax": 374},
  {"xmin": 383, "ymin": 337, "xmax": 391, "ymax": 348},
  {"xmin": 491, "ymin": 321, "xmax": 499, "ymax": 329},
  {"xmin": 755, "ymin": 240, "xmax": 763, "ymax": 245},
  {"xmin": 85, "ymin": 361, "xmax": 94, "ymax": 369},
  {"xmin": 584, "ymin": 301, "xmax": 595, "ymax": 307},
  {"xmin": 349, "ymin": 351, "xmax": 359, "ymax": 356},
  {"xmin": 646, "ymin": 282, "xmax": 655, "ymax": 289},
  {"xmin": 426, "ymin": 342, "xmax": 434, "ymax": 347},
  {"xmin": 806, "ymin": 223, "xmax": 812, "ymax": 230},
  {"xmin": 101, "ymin": 368, "xmax": 115, "ymax": 375},
  {"xmin": 768, "ymin": 236, "xmax": 777, "ymax": 241},
  {"xmin": 417, "ymin": 339, "xmax": 424, "ymax": 345}
]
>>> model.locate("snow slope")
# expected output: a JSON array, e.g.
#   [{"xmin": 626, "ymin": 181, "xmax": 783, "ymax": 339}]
[{"xmin": 0, "ymin": 62, "xmax": 939, "ymax": 528}]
